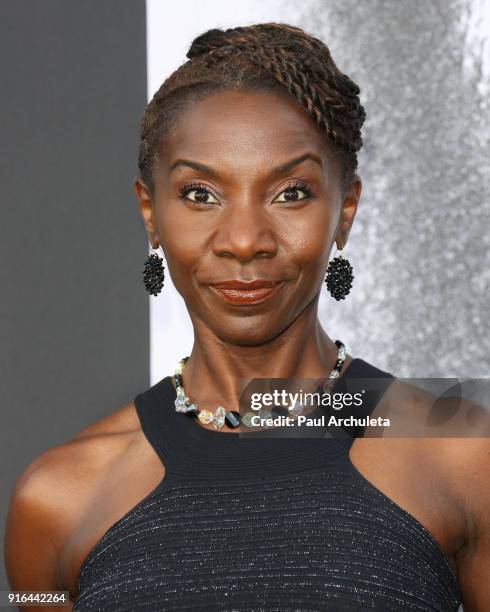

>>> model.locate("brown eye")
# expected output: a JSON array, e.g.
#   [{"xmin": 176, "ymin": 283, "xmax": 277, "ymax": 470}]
[
  {"xmin": 273, "ymin": 183, "xmax": 314, "ymax": 203},
  {"xmin": 180, "ymin": 184, "xmax": 219, "ymax": 205}
]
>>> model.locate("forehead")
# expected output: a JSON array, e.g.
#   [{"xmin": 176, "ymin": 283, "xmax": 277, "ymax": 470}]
[{"xmin": 159, "ymin": 89, "xmax": 336, "ymax": 173}]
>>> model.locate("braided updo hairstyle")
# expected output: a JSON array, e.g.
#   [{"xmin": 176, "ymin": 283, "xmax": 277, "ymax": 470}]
[{"xmin": 138, "ymin": 23, "xmax": 366, "ymax": 197}]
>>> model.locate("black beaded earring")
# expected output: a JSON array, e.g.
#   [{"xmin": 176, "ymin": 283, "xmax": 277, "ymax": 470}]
[
  {"xmin": 143, "ymin": 247, "xmax": 165, "ymax": 296},
  {"xmin": 324, "ymin": 248, "xmax": 354, "ymax": 301}
]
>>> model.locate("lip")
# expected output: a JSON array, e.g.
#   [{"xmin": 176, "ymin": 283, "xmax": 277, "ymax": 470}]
[{"xmin": 209, "ymin": 280, "xmax": 284, "ymax": 305}]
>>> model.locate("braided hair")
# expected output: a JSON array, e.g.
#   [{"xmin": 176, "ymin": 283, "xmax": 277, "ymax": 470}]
[{"xmin": 138, "ymin": 23, "xmax": 366, "ymax": 196}]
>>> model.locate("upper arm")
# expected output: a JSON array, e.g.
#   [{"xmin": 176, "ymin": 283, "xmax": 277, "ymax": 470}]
[
  {"xmin": 4, "ymin": 404, "xmax": 137, "ymax": 611},
  {"xmin": 449, "ymin": 438, "xmax": 490, "ymax": 610},
  {"xmin": 4, "ymin": 451, "xmax": 71, "ymax": 611}
]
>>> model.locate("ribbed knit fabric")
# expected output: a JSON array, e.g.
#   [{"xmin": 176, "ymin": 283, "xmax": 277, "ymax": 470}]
[{"xmin": 73, "ymin": 358, "xmax": 461, "ymax": 611}]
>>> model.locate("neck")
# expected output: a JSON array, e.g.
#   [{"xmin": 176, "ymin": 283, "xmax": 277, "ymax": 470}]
[{"xmin": 178, "ymin": 299, "xmax": 350, "ymax": 413}]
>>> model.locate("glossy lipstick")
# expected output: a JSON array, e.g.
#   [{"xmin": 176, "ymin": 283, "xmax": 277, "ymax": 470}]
[{"xmin": 209, "ymin": 279, "xmax": 283, "ymax": 305}]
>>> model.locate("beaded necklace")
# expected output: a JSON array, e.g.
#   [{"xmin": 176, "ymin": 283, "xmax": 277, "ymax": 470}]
[{"xmin": 173, "ymin": 340, "xmax": 347, "ymax": 430}]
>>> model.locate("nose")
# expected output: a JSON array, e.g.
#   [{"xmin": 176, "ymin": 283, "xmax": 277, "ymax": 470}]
[{"xmin": 211, "ymin": 198, "xmax": 278, "ymax": 263}]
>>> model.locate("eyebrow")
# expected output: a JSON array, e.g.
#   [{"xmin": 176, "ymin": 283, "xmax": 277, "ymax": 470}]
[
  {"xmin": 271, "ymin": 152, "xmax": 323, "ymax": 175},
  {"xmin": 169, "ymin": 152, "xmax": 323, "ymax": 177}
]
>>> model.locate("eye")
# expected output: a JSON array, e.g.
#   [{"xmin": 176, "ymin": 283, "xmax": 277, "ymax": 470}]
[
  {"xmin": 179, "ymin": 182, "xmax": 219, "ymax": 205},
  {"xmin": 273, "ymin": 182, "xmax": 314, "ymax": 203}
]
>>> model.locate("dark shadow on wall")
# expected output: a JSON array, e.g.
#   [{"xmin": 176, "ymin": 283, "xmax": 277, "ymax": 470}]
[{"xmin": 0, "ymin": 0, "xmax": 148, "ymax": 588}]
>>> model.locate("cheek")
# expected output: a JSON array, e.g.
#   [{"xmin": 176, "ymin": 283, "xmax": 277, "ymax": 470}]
[
  {"xmin": 154, "ymin": 203, "xmax": 207, "ymax": 281},
  {"xmin": 278, "ymin": 205, "xmax": 333, "ymax": 267}
]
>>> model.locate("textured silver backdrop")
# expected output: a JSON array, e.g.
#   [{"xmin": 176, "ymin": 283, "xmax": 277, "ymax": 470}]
[{"xmin": 288, "ymin": 0, "xmax": 490, "ymax": 377}]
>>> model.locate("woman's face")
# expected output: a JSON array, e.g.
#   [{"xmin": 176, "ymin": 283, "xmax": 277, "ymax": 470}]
[{"xmin": 136, "ymin": 89, "xmax": 361, "ymax": 345}]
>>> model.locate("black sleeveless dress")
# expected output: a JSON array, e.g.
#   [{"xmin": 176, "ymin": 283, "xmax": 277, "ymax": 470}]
[{"xmin": 73, "ymin": 358, "xmax": 462, "ymax": 611}]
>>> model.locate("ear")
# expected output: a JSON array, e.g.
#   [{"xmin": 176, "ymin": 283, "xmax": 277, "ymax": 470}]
[
  {"xmin": 336, "ymin": 175, "xmax": 362, "ymax": 249},
  {"xmin": 133, "ymin": 177, "xmax": 160, "ymax": 248}
]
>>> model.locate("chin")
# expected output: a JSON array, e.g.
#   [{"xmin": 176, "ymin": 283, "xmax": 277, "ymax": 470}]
[{"xmin": 212, "ymin": 318, "xmax": 284, "ymax": 347}]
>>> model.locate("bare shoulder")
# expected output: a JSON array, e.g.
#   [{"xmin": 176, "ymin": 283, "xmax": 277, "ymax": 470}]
[
  {"xmin": 71, "ymin": 399, "xmax": 141, "ymax": 439},
  {"xmin": 375, "ymin": 376, "xmax": 490, "ymax": 481},
  {"xmin": 11, "ymin": 399, "xmax": 141, "ymax": 499},
  {"xmin": 429, "ymin": 426, "xmax": 490, "ymax": 535},
  {"xmin": 370, "ymin": 378, "xmax": 490, "ymax": 608},
  {"xmin": 353, "ymin": 378, "xmax": 473, "ymax": 513},
  {"xmin": 4, "ymin": 401, "xmax": 140, "ymax": 600},
  {"xmin": 429, "ymin": 432, "xmax": 490, "ymax": 609},
  {"xmin": 382, "ymin": 377, "xmax": 490, "ymax": 484}
]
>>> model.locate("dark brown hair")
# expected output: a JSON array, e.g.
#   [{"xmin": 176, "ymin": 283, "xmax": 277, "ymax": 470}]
[{"xmin": 137, "ymin": 23, "xmax": 366, "ymax": 196}]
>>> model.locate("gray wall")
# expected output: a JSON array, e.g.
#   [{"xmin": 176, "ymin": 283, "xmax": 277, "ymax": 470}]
[{"xmin": 0, "ymin": 0, "xmax": 148, "ymax": 588}]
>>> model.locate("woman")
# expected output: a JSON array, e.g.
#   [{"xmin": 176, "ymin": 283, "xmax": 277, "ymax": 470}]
[{"xmin": 5, "ymin": 23, "xmax": 489, "ymax": 611}]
